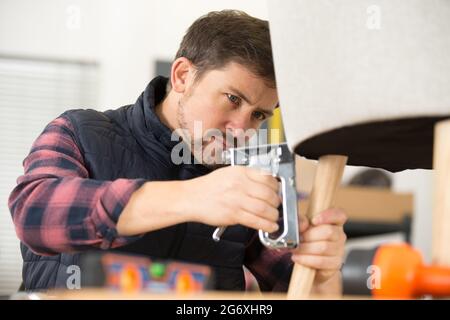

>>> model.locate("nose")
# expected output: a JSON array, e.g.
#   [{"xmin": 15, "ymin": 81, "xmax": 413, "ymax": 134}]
[
  {"xmin": 224, "ymin": 112, "xmax": 256, "ymax": 145},
  {"xmin": 225, "ymin": 111, "xmax": 252, "ymax": 134}
]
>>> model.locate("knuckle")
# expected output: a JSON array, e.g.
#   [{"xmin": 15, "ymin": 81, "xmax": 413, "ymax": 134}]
[
  {"xmin": 226, "ymin": 208, "xmax": 236, "ymax": 221},
  {"xmin": 338, "ymin": 210, "xmax": 348, "ymax": 224},
  {"xmin": 272, "ymin": 193, "xmax": 281, "ymax": 207},
  {"xmin": 319, "ymin": 242, "xmax": 329, "ymax": 254},
  {"xmin": 332, "ymin": 207, "xmax": 347, "ymax": 221},
  {"xmin": 265, "ymin": 210, "xmax": 277, "ymax": 223},
  {"xmin": 260, "ymin": 203, "xmax": 270, "ymax": 215},
  {"xmin": 270, "ymin": 207, "xmax": 279, "ymax": 221},
  {"xmin": 264, "ymin": 188, "xmax": 274, "ymax": 201},
  {"xmin": 229, "ymin": 178, "xmax": 242, "ymax": 190},
  {"xmin": 342, "ymin": 212, "xmax": 348, "ymax": 223},
  {"xmin": 252, "ymin": 200, "xmax": 267, "ymax": 214},
  {"xmin": 229, "ymin": 167, "xmax": 243, "ymax": 180},
  {"xmin": 324, "ymin": 226, "xmax": 334, "ymax": 239},
  {"xmin": 261, "ymin": 220, "xmax": 270, "ymax": 231},
  {"xmin": 318, "ymin": 260, "xmax": 328, "ymax": 269},
  {"xmin": 264, "ymin": 174, "xmax": 276, "ymax": 185},
  {"xmin": 236, "ymin": 210, "xmax": 248, "ymax": 225},
  {"xmin": 332, "ymin": 257, "xmax": 342, "ymax": 269},
  {"xmin": 253, "ymin": 219, "xmax": 264, "ymax": 231},
  {"xmin": 268, "ymin": 175, "xmax": 277, "ymax": 184},
  {"xmin": 319, "ymin": 259, "xmax": 329, "ymax": 269},
  {"xmin": 272, "ymin": 178, "xmax": 280, "ymax": 190},
  {"xmin": 263, "ymin": 190, "xmax": 279, "ymax": 208},
  {"xmin": 225, "ymin": 177, "xmax": 235, "ymax": 189}
]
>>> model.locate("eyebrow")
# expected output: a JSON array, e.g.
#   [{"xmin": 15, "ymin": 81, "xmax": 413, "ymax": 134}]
[{"xmin": 228, "ymin": 86, "xmax": 276, "ymax": 117}]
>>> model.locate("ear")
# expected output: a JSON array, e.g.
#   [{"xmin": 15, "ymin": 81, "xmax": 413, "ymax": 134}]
[{"xmin": 170, "ymin": 57, "xmax": 195, "ymax": 93}]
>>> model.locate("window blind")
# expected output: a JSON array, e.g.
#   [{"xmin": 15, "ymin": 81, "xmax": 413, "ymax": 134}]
[{"xmin": 0, "ymin": 56, "xmax": 99, "ymax": 295}]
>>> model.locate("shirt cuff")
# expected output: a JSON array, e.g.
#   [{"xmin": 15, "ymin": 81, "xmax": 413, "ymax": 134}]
[{"xmin": 91, "ymin": 178, "xmax": 147, "ymax": 249}]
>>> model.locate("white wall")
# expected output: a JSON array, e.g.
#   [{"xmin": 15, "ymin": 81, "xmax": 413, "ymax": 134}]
[
  {"xmin": 97, "ymin": 0, "xmax": 268, "ymax": 108},
  {"xmin": 394, "ymin": 170, "xmax": 433, "ymax": 262},
  {"xmin": 0, "ymin": 0, "xmax": 101, "ymax": 60},
  {"xmin": 0, "ymin": 0, "xmax": 268, "ymax": 108}
]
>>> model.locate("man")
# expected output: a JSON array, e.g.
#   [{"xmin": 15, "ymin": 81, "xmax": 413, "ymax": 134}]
[{"xmin": 9, "ymin": 10, "xmax": 347, "ymax": 293}]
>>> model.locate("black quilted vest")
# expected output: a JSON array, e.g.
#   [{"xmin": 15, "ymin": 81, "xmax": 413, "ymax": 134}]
[{"xmin": 21, "ymin": 76, "xmax": 253, "ymax": 291}]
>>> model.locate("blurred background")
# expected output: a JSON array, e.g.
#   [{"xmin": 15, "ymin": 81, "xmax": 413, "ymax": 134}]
[{"xmin": 0, "ymin": 0, "xmax": 434, "ymax": 295}]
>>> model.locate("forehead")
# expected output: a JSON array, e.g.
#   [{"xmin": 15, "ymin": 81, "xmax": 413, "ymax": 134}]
[{"xmin": 197, "ymin": 62, "xmax": 278, "ymax": 107}]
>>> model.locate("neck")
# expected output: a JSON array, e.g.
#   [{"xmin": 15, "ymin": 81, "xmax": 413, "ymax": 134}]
[{"xmin": 155, "ymin": 90, "xmax": 179, "ymax": 131}]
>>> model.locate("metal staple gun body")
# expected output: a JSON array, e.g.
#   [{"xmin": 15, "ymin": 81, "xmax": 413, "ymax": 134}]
[{"xmin": 212, "ymin": 143, "xmax": 299, "ymax": 249}]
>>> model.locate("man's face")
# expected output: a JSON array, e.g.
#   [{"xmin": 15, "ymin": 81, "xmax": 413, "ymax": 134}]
[{"xmin": 175, "ymin": 62, "xmax": 279, "ymax": 167}]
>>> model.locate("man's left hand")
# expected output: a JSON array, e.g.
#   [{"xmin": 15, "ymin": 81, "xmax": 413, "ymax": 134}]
[{"xmin": 291, "ymin": 208, "xmax": 348, "ymax": 285}]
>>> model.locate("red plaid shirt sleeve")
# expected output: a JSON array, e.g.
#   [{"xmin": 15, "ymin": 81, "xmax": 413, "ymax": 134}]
[{"xmin": 8, "ymin": 116, "xmax": 147, "ymax": 256}]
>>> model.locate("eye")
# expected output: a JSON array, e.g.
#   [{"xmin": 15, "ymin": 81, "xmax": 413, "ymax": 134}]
[
  {"xmin": 226, "ymin": 93, "xmax": 241, "ymax": 106},
  {"xmin": 252, "ymin": 111, "xmax": 266, "ymax": 121}
]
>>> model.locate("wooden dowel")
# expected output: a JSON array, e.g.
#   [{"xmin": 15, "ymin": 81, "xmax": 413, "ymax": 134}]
[
  {"xmin": 287, "ymin": 155, "xmax": 347, "ymax": 299},
  {"xmin": 432, "ymin": 119, "xmax": 450, "ymax": 265}
]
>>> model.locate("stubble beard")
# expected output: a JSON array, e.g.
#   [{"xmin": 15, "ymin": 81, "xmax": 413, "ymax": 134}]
[{"xmin": 176, "ymin": 94, "xmax": 227, "ymax": 170}]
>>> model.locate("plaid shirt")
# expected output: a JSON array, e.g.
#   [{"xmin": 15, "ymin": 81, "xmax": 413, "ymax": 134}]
[{"xmin": 9, "ymin": 116, "xmax": 293, "ymax": 291}]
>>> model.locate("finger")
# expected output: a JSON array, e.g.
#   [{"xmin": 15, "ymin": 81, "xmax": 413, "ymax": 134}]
[
  {"xmin": 246, "ymin": 183, "xmax": 281, "ymax": 209},
  {"xmin": 244, "ymin": 168, "xmax": 279, "ymax": 192},
  {"xmin": 237, "ymin": 210, "xmax": 279, "ymax": 233},
  {"xmin": 292, "ymin": 241, "xmax": 342, "ymax": 257},
  {"xmin": 239, "ymin": 197, "xmax": 279, "ymax": 222},
  {"xmin": 298, "ymin": 215, "xmax": 310, "ymax": 233},
  {"xmin": 291, "ymin": 254, "xmax": 343, "ymax": 270},
  {"xmin": 312, "ymin": 208, "xmax": 347, "ymax": 226},
  {"xmin": 302, "ymin": 225, "xmax": 344, "ymax": 242}
]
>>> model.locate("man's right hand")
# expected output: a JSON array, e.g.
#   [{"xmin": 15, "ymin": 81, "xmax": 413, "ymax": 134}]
[
  {"xmin": 180, "ymin": 166, "xmax": 281, "ymax": 233},
  {"xmin": 118, "ymin": 166, "xmax": 281, "ymax": 236}
]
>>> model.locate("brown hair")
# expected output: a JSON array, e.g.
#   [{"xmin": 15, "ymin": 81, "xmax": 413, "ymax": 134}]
[{"xmin": 173, "ymin": 10, "xmax": 275, "ymax": 88}]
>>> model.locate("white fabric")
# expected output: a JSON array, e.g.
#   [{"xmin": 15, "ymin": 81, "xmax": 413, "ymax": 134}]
[{"xmin": 268, "ymin": 0, "xmax": 450, "ymax": 152}]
